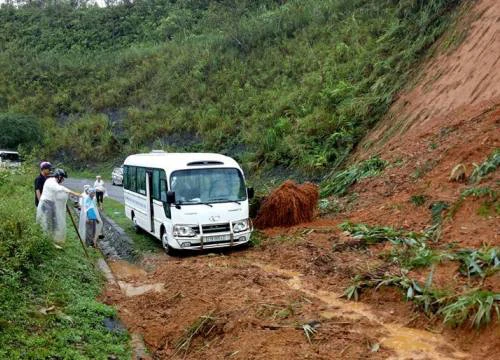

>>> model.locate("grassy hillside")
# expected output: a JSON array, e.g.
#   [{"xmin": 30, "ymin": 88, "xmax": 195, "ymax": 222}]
[
  {"xmin": 0, "ymin": 0, "xmax": 461, "ymax": 176},
  {"xmin": 0, "ymin": 167, "xmax": 129, "ymax": 358}
]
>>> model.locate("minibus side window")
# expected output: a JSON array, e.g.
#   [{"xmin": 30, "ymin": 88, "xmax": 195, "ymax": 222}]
[
  {"xmin": 129, "ymin": 166, "xmax": 137, "ymax": 193},
  {"xmin": 152, "ymin": 169, "xmax": 160, "ymax": 200},
  {"xmin": 159, "ymin": 170, "xmax": 170, "ymax": 218},
  {"xmin": 137, "ymin": 167, "xmax": 146, "ymax": 195},
  {"xmin": 123, "ymin": 166, "xmax": 129, "ymax": 189}
]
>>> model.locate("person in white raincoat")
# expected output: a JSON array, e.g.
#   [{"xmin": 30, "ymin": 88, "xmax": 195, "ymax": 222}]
[
  {"xmin": 78, "ymin": 187, "xmax": 103, "ymax": 247},
  {"xmin": 36, "ymin": 169, "xmax": 81, "ymax": 246},
  {"xmin": 79, "ymin": 184, "xmax": 90, "ymax": 209}
]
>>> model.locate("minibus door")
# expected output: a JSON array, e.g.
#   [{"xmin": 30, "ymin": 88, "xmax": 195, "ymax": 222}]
[{"xmin": 146, "ymin": 170, "xmax": 154, "ymax": 232}]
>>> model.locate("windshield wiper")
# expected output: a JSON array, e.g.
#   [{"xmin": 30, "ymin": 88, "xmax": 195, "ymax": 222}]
[
  {"xmin": 210, "ymin": 198, "xmax": 241, "ymax": 205},
  {"xmin": 177, "ymin": 201, "xmax": 213, "ymax": 207}
]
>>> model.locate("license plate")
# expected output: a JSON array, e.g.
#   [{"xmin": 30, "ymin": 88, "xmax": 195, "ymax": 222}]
[{"xmin": 204, "ymin": 234, "xmax": 231, "ymax": 243}]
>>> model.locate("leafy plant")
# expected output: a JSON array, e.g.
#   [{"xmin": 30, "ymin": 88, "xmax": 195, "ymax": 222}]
[
  {"xmin": 454, "ymin": 248, "xmax": 500, "ymax": 278},
  {"xmin": 320, "ymin": 157, "xmax": 387, "ymax": 197},
  {"xmin": 438, "ymin": 291, "xmax": 500, "ymax": 328},
  {"xmin": 449, "ymin": 186, "xmax": 498, "ymax": 218},
  {"xmin": 469, "ymin": 149, "xmax": 500, "ymax": 184},
  {"xmin": 410, "ymin": 195, "xmax": 427, "ymax": 206},
  {"xmin": 339, "ymin": 221, "xmax": 426, "ymax": 247}
]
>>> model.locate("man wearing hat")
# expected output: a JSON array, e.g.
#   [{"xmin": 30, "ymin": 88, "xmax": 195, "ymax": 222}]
[{"xmin": 34, "ymin": 161, "xmax": 52, "ymax": 207}]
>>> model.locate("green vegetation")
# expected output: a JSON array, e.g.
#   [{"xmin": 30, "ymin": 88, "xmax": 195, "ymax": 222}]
[
  {"xmin": 449, "ymin": 186, "xmax": 499, "ymax": 218},
  {"xmin": 0, "ymin": 168, "xmax": 129, "ymax": 358},
  {"xmin": 344, "ymin": 267, "xmax": 500, "ymax": 328},
  {"xmin": 410, "ymin": 194, "xmax": 428, "ymax": 207},
  {"xmin": 320, "ymin": 156, "xmax": 387, "ymax": 197},
  {"xmin": 341, "ymin": 220, "xmax": 500, "ymax": 327},
  {"xmin": 469, "ymin": 149, "xmax": 500, "ymax": 184},
  {"xmin": 438, "ymin": 291, "xmax": 500, "ymax": 328},
  {"xmin": 0, "ymin": 0, "xmax": 461, "ymax": 175},
  {"xmin": 0, "ymin": 113, "xmax": 41, "ymax": 149},
  {"xmin": 454, "ymin": 248, "xmax": 499, "ymax": 279}
]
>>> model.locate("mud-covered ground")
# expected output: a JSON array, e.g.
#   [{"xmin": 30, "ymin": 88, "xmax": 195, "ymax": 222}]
[{"xmin": 101, "ymin": 233, "xmax": 497, "ymax": 360}]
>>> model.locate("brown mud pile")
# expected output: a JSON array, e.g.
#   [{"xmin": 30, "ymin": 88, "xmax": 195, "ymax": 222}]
[{"xmin": 254, "ymin": 181, "xmax": 319, "ymax": 228}]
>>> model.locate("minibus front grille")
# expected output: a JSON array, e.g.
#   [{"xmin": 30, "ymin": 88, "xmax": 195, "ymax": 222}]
[{"xmin": 201, "ymin": 223, "xmax": 230, "ymax": 234}]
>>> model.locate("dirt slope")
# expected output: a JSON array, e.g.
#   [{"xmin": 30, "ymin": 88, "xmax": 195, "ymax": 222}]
[
  {"xmin": 102, "ymin": 1, "xmax": 499, "ymax": 359},
  {"xmin": 359, "ymin": 0, "xmax": 500, "ymax": 157}
]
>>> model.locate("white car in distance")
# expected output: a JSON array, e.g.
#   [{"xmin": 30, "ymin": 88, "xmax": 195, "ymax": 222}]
[{"xmin": 112, "ymin": 166, "xmax": 123, "ymax": 186}]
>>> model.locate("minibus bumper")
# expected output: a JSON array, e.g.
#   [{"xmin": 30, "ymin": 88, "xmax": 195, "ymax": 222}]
[{"xmin": 171, "ymin": 230, "xmax": 252, "ymax": 250}]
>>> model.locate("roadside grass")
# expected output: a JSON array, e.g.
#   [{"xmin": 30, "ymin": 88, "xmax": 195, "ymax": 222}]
[
  {"xmin": 67, "ymin": 166, "xmax": 113, "ymax": 181},
  {"xmin": 101, "ymin": 197, "xmax": 162, "ymax": 254},
  {"xmin": 0, "ymin": 167, "xmax": 130, "ymax": 359}
]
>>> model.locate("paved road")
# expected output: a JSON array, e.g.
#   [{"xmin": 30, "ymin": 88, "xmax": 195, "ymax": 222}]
[{"xmin": 65, "ymin": 178, "xmax": 124, "ymax": 204}]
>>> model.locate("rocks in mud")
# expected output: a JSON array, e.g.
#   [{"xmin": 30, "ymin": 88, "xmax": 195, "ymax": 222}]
[{"xmin": 98, "ymin": 215, "xmax": 138, "ymax": 261}]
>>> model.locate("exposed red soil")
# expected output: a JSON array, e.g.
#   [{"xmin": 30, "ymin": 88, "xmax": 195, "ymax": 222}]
[
  {"xmin": 254, "ymin": 181, "xmax": 319, "ymax": 228},
  {"xmin": 102, "ymin": 1, "xmax": 500, "ymax": 359}
]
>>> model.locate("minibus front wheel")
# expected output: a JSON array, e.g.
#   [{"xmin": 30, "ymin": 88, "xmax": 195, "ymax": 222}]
[{"xmin": 161, "ymin": 229, "xmax": 177, "ymax": 256}]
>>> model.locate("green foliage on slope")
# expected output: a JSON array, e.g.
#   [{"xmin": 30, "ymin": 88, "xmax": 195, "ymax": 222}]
[
  {"xmin": 0, "ymin": 0, "xmax": 461, "ymax": 174},
  {"xmin": 0, "ymin": 167, "xmax": 129, "ymax": 358}
]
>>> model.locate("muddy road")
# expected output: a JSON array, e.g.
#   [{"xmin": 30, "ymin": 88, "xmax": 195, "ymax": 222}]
[
  {"xmin": 100, "ymin": 232, "xmax": 483, "ymax": 360},
  {"xmin": 65, "ymin": 178, "xmax": 124, "ymax": 204}
]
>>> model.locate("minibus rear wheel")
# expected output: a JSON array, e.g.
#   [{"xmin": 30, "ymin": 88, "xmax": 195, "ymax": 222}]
[{"xmin": 131, "ymin": 213, "xmax": 141, "ymax": 233}]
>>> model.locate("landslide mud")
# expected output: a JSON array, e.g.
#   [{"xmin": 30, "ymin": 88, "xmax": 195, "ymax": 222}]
[{"xmin": 255, "ymin": 181, "xmax": 319, "ymax": 228}]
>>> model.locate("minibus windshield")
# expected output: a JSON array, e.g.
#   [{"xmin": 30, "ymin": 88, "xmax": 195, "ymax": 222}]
[{"xmin": 170, "ymin": 168, "xmax": 246, "ymax": 204}]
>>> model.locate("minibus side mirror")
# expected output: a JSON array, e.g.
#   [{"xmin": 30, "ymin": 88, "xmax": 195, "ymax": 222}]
[
  {"xmin": 247, "ymin": 187, "xmax": 254, "ymax": 199},
  {"xmin": 166, "ymin": 191, "xmax": 176, "ymax": 204}
]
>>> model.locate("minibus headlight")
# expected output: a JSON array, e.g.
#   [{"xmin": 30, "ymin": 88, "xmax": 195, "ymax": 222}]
[
  {"xmin": 233, "ymin": 219, "xmax": 249, "ymax": 233},
  {"xmin": 173, "ymin": 224, "xmax": 197, "ymax": 237}
]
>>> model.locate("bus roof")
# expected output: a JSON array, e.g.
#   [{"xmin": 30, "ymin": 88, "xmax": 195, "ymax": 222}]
[{"xmin": 123, "ymin": 152, "xmax": 242, "ymax": 171}]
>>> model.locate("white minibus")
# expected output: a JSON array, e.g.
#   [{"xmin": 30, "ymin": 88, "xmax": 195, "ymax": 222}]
[{"xmin": 122, "ymin": 151, "xmax": 254, "ymax": 253}]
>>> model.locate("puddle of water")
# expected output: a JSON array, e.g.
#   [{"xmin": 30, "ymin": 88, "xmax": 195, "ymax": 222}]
[
  {"xmin": 109, "ymin": 260, "xmax": 147, "ymax": 280},
  {"xmin": 254, "ymin": 262, "xmax": 470, "ymax": 360},
  {"xmin": 117, "ymin": 281, "xmax": 165, "ymax": 297}
]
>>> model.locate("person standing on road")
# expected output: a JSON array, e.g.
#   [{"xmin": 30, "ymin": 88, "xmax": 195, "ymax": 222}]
[
  {"xmin": 94, "ymin": 175, "xmax": 106, "ymax": 211},
  {"xmin": 34, "ymin": 161, "xmax": 52, "ymax": 207}
]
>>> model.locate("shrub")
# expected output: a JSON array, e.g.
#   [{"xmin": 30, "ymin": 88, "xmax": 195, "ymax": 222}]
[{"xmin": 0, "ymin": 113, "xmax": 41, "ymax": 149}]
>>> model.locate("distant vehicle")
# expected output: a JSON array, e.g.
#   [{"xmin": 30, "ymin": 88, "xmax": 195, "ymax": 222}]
[
  {"xmin": 122, "ymin": 151, "xmax": 254, "ymax": 254},
  {"xmin": 112, "ymin": 166, "xmax": 123, "ymax": 186},
  {"xmin": 0, "ymin": 150, "xmax": 21, "ymax": 169}
]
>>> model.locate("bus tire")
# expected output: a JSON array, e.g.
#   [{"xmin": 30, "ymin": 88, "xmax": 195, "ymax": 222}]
[
  {"xmin": 161, "ymin": 231, "xmax": 177, "ymax": 256},
  {"xmin": 132, "ymin": 213, "xmax": 141, "ymax": 233}
]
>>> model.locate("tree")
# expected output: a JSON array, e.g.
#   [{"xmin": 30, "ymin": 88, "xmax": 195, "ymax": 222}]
[{"xmin": 0, "ymin": 113, "xmax": 41, "ymax": 149}]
